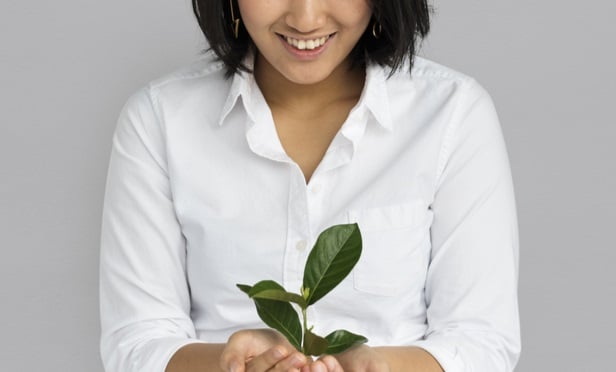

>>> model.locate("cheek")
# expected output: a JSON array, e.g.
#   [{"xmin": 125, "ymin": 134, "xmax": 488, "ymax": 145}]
[
  {"xmin": 237, "ymin": 1, "xmax": 270, "ymax": 31},
  {"xmin": 336, "ymin": 1, "xmax": 372, "ymax": 30}
]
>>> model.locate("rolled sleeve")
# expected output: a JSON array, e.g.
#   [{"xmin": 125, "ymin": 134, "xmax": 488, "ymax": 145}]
[
  {"xmin": 100, "ymin": 87, "xmax": 201, "ymax": 371},
  {"xmin": 415, "ymin": 80, "xmax": 521, "ymax": 371}
]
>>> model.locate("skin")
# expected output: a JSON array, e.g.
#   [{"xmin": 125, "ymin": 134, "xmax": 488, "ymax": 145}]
[
  {"xmin": 167, "ymin": 1, "xmax": 446, "ymax": 371},
  {"xmin": 238, "ymin": 0, "xmax": 372, "ymax": 85},
  {"xmin": 239, "ymin": 0, "xmax": 372, "ymax": 182},
  {"xmin": 167, "ymin": 330, "xmax": 444, "ymax": 372}
]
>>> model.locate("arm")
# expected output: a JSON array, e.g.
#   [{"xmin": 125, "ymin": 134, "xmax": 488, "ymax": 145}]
[
  {"xmin": 165, "ymin": 344, "xmax": 226, "ymax": 372},
  {"xmin": 100, "ymin": 86, "xmax": 202, "ymax": 371},
  {"xmin": 316, "ymin": 345, "xmax": 444, "ymax": 372},
  {"xmin": 375, "ymin": 346, "xmax": 443, "ymax": 372},
  {"xmin": 412, "ymin": 79, "xmax": 520, "ymax": 371},
  {"xmin": 101, "ymin": 88, "xmax": 311, "ymax": 372},
  {"xmin": 166, "ymin": 330, "xmax": 308, "ymax": 372}
]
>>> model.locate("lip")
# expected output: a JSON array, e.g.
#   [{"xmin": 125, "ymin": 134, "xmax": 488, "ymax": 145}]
[{"xmin": 277, "ymin": 32, "xmax": 335, "ymax": 60}]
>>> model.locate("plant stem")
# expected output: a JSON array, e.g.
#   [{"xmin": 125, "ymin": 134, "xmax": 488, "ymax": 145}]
[{"xmin": 301, "ymin": 307, "xmax": 308, "ymax": 354}]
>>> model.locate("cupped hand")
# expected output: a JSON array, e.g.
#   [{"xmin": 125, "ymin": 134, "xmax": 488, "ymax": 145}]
[
  {"xmin": 220, "ymin": 328, "xmax": 309, "ymax": 372},
  {"xmin": 301, "ymin": 345, "xmax": 391, "ymax": 372}
]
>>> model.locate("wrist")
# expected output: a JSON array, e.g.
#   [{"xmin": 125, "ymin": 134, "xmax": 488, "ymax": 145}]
[{"xmin": 374, "ymin": 346, "xmax": 443, "ymax": 372}]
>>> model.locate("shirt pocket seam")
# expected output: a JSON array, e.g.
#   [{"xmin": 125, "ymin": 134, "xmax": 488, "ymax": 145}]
[{"xmin": 348, "ymin": 202, "xmax": 427, "ymax": 296}]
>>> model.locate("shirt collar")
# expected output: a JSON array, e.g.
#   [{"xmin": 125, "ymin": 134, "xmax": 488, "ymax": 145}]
[
  {"xmin": 218, "ymin": 57, "xmax": 394, "ymax": 132},
  {"xmin": 217, "ymin": 55, "xmax": 258, "ymax": 127},
  {"xmin": 357, "ymin": 63, "xmax": 393, "ymax": 132}
]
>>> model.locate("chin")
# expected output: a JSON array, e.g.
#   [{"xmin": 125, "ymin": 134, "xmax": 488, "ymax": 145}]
[{"xmin": 281, "ymin": 68, "xmax": 333, "ymax": 86}]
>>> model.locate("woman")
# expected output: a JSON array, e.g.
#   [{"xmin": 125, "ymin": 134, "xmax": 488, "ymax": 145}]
[{"xmin": 100, "ymin": 0, "xmax": 521, "ymax": 371}]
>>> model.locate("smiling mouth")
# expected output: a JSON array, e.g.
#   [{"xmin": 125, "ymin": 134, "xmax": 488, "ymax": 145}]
[{"xmin": 278, "ymin": 33, "xmax": 334, "ymax": 51}]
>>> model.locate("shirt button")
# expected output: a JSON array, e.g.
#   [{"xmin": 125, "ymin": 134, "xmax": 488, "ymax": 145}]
[
  {"xmin": 310, "ymin": 183, "xmax": 322, "ymax": 194},
  {"xmin": 296, "ymin": 240, "xmax": 308, "ymax": 251}
]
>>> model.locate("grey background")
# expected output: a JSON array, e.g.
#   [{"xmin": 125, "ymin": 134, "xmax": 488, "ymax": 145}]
[{"xmin": 1, "ymin": 0, "xmax": 613, "ymax": 370}]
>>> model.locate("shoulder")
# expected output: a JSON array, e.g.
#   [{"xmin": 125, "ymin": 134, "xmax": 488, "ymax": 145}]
[
  {"xmin": 411, "ymin": 57, "xmax": 473, "ymax": 84},
  {"xmin": 149, "ymin": 51, "xmax": 225, "ymax": 88},
  {"xmin": 117, "ymin": 51, "xmax": 232, "ymax": 131},
  {"xmin": 144, "ymin": 51, "xmax": 229, "ymax": 101},
  {"xmin": 119, "ymin": 51, "xmax": 229, "ymax": 112},
  {"xmin": 376, "ymin": 58, "xmax": 501, "ymax": 157},
  {"xmin": 120, "ymin": 51, "xmax": 232, "ymax": 120},
  {"xmin": 385, "ymin": 57, "xmax": 490, "ymax": 102}
]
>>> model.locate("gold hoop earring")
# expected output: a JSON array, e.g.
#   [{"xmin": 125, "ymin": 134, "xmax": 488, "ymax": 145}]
[
  {"xmin": 372, "ymin": 21, "xmax": 382, "ymax": 39},
  {"xmin": 229, "ymin": 0, "xmax": 240, "ymax": 39}
]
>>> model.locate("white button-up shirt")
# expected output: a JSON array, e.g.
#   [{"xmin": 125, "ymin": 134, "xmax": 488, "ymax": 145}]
[{"xmin": 100, "ymin": 53, "xmax": 520, "ymax": 371}]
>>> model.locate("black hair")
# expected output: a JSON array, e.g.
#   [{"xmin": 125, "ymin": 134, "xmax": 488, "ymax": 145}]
[{"xmin": 191, "ymin": 0, "xmax": 431, "ymax": 77}]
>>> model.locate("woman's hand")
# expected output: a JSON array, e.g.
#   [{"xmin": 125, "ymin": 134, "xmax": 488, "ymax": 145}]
[
  {"xmin": 300, "ymin": 345, "xmax": 391, "ymax": 372},
  {"xmin": 220, "ymin": 329, "xmax": 309, "ymax": 372}
]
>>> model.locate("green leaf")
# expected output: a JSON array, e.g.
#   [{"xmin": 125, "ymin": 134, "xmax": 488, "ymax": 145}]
[
  {"xmin": 254, "ymin": 299, "xmax": 303, "ymax": 351},
  {"xmin": 237, "ymin": 284, "xmax": 252, "ymax": 294},
  {"xmin": 324, "ymin": 329, "xmax": 368, "ymax": 354},
  {"xmin": 248, "ymin": 280, "xmax": 307, "ymax": 308},
  {"xmin": 303, "ymin": 329, "xmax": 329, "ymax": 356},
  {"xmin": 303, "ymin": 223, "xmax": 362, "ymax": 305},
  {"xmin": 237, "ymin": 282, "xmax": 303, "ymax": 351}
]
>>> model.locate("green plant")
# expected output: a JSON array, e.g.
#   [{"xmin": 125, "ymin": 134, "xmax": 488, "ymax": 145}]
[{"xmin": 237, "ymin": 223, "xmax": 368, "ymax": 356}]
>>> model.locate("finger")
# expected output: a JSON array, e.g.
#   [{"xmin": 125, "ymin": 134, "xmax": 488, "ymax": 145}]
[
  {"xmin": 245, "ymin": 346, "xmax": 295, "ymax": 372},
  {"xmin": 220, "ymin": 346, "xmax": 247, "ymax": 372},
  {"xmin": 319, "ymin": 355, "xmax": 344, "ymax": 372},
  {"xmin": 306, "ymin": 360, "xmax": 328, "ymax": 372},
  {"xmin": 220, "ymin": 332, "xmax": 253, "ymax": 372},
  {"xmin": 221, "ymin": 330, "xmax": 274, "ymax": 371},
  {"xmin": 220, "ymin": 354, "xmax": 245, "ymax": 372},
  {"xmin": 260, "ymin": 351, "xmax": 307, "ymax": 372}
]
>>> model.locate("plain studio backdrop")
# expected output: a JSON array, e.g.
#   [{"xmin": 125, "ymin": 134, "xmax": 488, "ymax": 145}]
[{"xmin": 1, "ymin": 1, "xmax": 614, "ymax": 370}]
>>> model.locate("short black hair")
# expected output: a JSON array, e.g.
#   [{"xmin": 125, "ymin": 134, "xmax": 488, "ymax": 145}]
[{"xmin": 191, "ymin": 0, "xmax": 431, "ymax": 77}]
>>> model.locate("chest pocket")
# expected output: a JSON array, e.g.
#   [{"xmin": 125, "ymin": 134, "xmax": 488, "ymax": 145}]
[{"xmin": 348, "ymin": 202, "xmax": 430, "ymax": 297}]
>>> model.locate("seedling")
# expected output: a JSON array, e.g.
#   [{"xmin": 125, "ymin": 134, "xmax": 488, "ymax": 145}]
[{"xmin": 237, "ymin": 223, "xmax": 367, "ymax": 356}]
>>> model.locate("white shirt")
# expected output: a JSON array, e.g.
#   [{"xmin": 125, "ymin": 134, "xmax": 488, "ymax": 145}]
[{"xmin": 100, "ymin": 53, "xmax": 520, "ymax": 371}]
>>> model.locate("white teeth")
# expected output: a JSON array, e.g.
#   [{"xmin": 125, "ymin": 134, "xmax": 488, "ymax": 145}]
[{"xmin": 284, "ymin": 35, "xmax": 330, "ymax": 50}]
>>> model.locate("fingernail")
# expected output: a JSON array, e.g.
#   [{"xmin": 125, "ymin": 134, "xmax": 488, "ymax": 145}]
[{"xmin": 229, "ymin": 361, "xmax": 239, "ymax": 372}]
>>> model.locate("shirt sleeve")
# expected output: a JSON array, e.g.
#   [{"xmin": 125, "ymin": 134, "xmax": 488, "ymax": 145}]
[
  {"xmin": 410, "ymin": 80, "xmax": 521, "ymax": 371},
  {"xmin": 99, "ymin": 87, "xmax": 204, "ymax": 371}
]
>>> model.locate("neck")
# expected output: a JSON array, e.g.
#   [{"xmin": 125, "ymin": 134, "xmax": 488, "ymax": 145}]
[{"xmin": 253, "ymin": 54, "xmax": 366, "ymax": 113}]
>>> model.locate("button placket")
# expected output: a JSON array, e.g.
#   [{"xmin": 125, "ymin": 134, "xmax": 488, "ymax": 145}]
[
  {"xmin": 283, "ymin": 166, "xmax": 312, "ymax": 287},
  {"xmin": 309, "ymin": 182, "xmax": 322, "ymax": 195},
  {"xmin": 306, "ymin": 175, "xmax": 329, "ymax": 235},
  {"xmin": 295, "ymin": 239, "xmax": 308, "ymax": 252}
]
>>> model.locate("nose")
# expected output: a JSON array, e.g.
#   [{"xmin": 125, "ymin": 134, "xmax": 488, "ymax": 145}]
[{"xmin": 285, "ymin": 0, "xmax": 327, "ymax": 34}]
